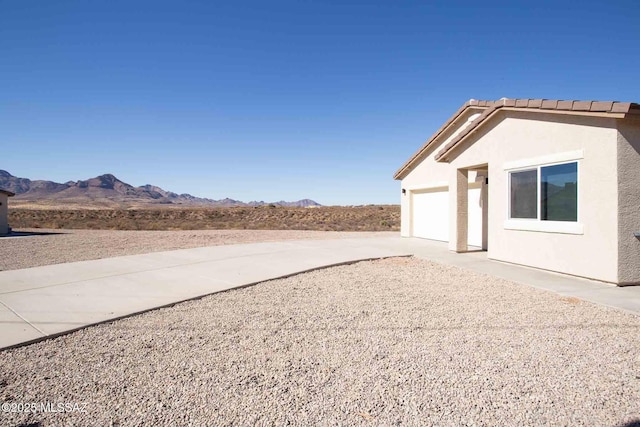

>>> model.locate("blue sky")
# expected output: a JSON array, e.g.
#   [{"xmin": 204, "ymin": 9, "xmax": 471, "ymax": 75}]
[{"xmin": 1, "ymin": 1, "xmax": 639, "ymax": 205}]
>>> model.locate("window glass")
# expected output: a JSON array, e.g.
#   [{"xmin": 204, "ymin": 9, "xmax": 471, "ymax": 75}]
[
  {"xmin": 541, "ymin": 162, "xmax": 577, "ymax": 221},
  {"xmin": 510, "ymin": 170, "xmax": 537, "ymax": 219}
]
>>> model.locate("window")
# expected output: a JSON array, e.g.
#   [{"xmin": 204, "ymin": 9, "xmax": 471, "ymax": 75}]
[
  {"xmin": 510, "ymin": 170, "xmax": 537, "ymax": 219},
  {"xmin": 541, "ymin": 163, "xmax": 577, "ymax": 221},
  {"xmin": 509, "ymin": 161, "xmax": 578, "ymax": 222}
]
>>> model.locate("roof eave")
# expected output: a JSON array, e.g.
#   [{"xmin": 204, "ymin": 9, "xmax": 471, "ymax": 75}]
[{"xmin": 393, "ymin": 100, "xmax": 490, "ymax": 180}]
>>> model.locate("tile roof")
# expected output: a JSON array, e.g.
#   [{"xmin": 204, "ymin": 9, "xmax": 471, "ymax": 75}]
[
  {"xmin": 392, "ymin": 100, "xmax": 491, "ymax": 180},
  {"xmin": 394, "ymin": 98, "xmax": 640, "ymax": 179},
  {"xmin": 0, "ymin": 189, "xmax": 15, "ymax": 196}
]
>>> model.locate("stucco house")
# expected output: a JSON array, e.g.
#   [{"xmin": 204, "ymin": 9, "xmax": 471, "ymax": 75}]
[
  {"xmin": 394, "ymin": 98, "xmax": 640, "ymax": 286},
  {"xmin": 0, "ymin": 189, "xmax": 15, "ymax": 235}
]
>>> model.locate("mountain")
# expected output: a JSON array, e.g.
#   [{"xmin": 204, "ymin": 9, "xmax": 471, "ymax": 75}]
[
  {"xmin": 0, "ymin": 170, "xmax": 32, "ymax": 194},
  {"xmin": 0, "ymin": 170, "xmax": 321, "ymax": 208}
]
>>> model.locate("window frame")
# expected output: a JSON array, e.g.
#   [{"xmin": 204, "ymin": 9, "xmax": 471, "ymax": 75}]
[{"xmin": 504, "ymin": 158, "xmax": 583, "ymax": 235}]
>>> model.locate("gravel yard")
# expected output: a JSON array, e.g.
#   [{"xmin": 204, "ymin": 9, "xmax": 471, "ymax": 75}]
[
  {"xmin": 1, "ymin": 257, "xmax": 638, "ymax": 426},
  {"xmin": 0, "ymin": 229, "xmax": 395, "ymax": 271}
]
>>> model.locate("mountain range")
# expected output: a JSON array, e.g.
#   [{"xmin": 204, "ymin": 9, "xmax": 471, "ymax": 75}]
[{"xmin": 0, "ymin": 170, "xmax": 321, "ymax": 208}]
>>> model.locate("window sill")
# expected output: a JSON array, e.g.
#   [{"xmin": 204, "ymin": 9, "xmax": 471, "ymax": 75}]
[{"xmin": 503, "ymin": 220, "xmax": 584, "ymax": 235}]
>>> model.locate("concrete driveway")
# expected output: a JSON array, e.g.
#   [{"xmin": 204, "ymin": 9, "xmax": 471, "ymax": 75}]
[
  {"xmin": 1, "ymin": 236, "xmax": 638, "ymax": 350},
  {"xmin": 0, "ymin": 237, "xmax": 412, "ymax": 349}
]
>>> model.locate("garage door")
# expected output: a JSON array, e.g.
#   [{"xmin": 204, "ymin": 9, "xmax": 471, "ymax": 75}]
[
  {"xmin": 411, "ymin": 188, "xmax": 449, "ymax": 242},
  {"xmin": 411, "ymin": 186, "xmax": 483, "ymax": 246}
]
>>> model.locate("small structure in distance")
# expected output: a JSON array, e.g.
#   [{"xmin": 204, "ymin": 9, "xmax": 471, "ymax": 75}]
[{"xmin": 0, "ymin": 189, "xmax": 15, "ymax": 235}]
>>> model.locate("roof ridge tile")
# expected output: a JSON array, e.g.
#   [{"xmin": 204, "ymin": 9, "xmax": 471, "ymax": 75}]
[
  {"xmin": 573, "ymin": 101, "xmax": 593, "ymax": 111},
  {"xmin": 611, "ymin": 102, "xmax": 632, "ymax": 113},
  {"xmin": 528, "ymin": 99, "xmax": 543, "ymax": 108},
  {"xmin": 557, "ymin": 100, "xmax": 574, "ymax": 110}
]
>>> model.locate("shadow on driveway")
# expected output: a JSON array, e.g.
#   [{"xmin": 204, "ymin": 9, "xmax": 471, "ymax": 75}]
[{"xmin": 1, "ymin": 230, "xmax": 67, "ymax": 238}]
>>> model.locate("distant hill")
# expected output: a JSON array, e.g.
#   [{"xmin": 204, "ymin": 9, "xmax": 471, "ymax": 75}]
[{"xmin": 0, "ymin": 170, "xmax": 321, "ymax": 209}]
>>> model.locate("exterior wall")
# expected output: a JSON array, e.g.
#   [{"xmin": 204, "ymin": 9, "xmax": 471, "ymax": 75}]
[
  {"xmin": 0, "ymin": 193, "xmax": 8, "ymax": 235},
  {"xmin": 616, "ymin": 119, "xmax": 640, "ymax": 285},
  {"xmin": 401, "ymin": 110, "xmax": 621, "ymax": 283}
]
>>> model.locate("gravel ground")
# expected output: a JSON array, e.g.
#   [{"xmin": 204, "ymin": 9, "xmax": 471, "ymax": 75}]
[
  {"xmin": 1, "ymin": 257, "xmax": 638, "ymax": 426},
  {"xmin": 0, "ymin": 229, "xmax": 395, "ymax": 271}
]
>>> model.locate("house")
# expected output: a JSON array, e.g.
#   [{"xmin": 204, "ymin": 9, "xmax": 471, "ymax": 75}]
[
  {"xmin": 394, "ymin": 98, "xmax": 640, "ymax": 286},
  {"xmin": 0, "ymin": 189, "xmax": 15, "ymax": 235}
]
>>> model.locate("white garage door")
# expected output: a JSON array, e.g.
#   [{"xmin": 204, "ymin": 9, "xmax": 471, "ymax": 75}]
[
  {"xmin": 412, "ymin": 186, "xmax": 483, "ymax": 247},
  {"xmin": 411, "ymin": 189, "xmax": 449, "ymax": 242}
]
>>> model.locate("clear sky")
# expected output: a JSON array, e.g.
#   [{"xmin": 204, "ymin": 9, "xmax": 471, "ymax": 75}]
[{"xmin": 1, "ymin": 1, "xmax": 639, "ymax": 205}]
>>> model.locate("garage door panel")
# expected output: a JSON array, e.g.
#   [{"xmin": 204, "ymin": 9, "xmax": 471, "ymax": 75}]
[{"xmin": 411, "ymin": 190, "xmax": 449, "ymax": 242}]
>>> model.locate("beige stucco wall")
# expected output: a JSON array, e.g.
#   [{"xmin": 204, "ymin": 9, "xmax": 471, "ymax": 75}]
[
  {"xmin": 401, "ymin": 110, "xmax": 621, "ymax": 283},
  {"xmin": 616, "ymin": 119, "xmax": 640, "ymax": 285},
  {"xmin": 0, "ymin": 193, "xmax": 9, "ymax": 235}
]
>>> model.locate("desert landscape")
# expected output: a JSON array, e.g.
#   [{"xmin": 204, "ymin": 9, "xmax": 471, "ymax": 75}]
[
  {"xmin": 3, "ymin": 169, "xmax": 400, "ymax": 232},
  {"xmin": 3, "ymin": 2, "xmax": 639, "ymax": 425},
  {"xmin": 8, "ymin": 205, "xmax": 400, "ymax": 231},
  {"xmin": 1, "ymin": 168, "xmax": 638, "ymax": 427},
  {"xmin": 2, "ymin": 165, "xmax": 638, "ymax": 427}
]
